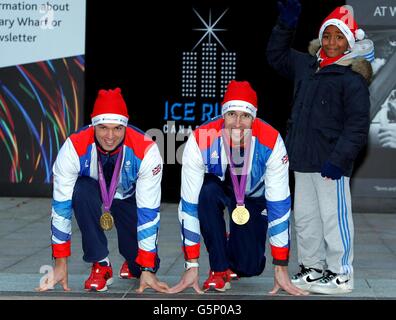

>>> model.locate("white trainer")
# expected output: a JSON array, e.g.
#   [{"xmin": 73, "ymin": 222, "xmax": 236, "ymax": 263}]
[
  {"xmin": 291, "ymin": 265, "xmax": 324, "ymax": 290},
  {"xmin": 309, "ymin": 270, "xmax": 353, "ymax": 294}
]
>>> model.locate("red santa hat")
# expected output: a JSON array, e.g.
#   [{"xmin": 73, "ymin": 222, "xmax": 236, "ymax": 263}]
[
  {"xmin": 319, "ymin": 6, "xmax": 365, "ymax": 50},
  {"xmin": 222, "ymin": 80, "xmax": 258, "ymax": 118},
  {"xmin": 91, "ymin": 88, "xmax": 129, "ymax": 126}
]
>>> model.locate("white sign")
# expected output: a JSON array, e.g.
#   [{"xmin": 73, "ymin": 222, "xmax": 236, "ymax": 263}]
[{"xmin": 0, "ymin": 0, "xmax": 86, "ymax": 68}]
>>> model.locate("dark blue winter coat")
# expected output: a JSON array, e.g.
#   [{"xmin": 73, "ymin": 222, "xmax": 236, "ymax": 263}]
[{"xmin": 266, "ymin": 22, "xmax": 371, "ymax": 176}]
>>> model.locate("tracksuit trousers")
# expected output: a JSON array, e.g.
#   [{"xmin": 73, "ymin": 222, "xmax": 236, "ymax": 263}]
[
  {"xmin": 198, "ymin": 174, "xmax": 268, "ymax": 277},
  {"xmin": 293, "ymin": 172, "xmax": 354, "ymax": 276},
  {"xmin": 72, "ymin": 176, "xmax": 158, "ymax": 276}
]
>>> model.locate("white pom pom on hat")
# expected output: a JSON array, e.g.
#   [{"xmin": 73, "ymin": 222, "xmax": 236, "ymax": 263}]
[{"xmin": 355, "ymin": 28, "xmax": 365, "ymax": 41}]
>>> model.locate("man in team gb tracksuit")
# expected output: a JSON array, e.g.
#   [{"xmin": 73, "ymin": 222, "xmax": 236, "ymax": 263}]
[
  {"xmin": 169, "ymin": 80, "xmax": 307, "ymax": 296},
  {"xmin": 37, "ymin": 88, "xmax": 169, "ymax": 293}
]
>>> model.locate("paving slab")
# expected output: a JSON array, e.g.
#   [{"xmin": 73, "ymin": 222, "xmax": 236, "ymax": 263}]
[{"xmin": 0, "ymin": 197, "xmax": 395, "ymax": 301}]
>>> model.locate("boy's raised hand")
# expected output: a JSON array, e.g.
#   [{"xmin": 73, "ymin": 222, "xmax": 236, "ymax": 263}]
[{"xmin": 277, "ymin": 0, "xmax": 302, "ymax": 28}]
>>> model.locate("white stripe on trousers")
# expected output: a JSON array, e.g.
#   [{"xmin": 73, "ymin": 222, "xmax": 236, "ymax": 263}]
[{"xmin": 293, "ymin": 172, "xmax": 354, "ymax": 275}]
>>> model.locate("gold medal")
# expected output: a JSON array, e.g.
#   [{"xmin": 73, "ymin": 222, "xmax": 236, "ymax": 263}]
[
  {"xmin": 100, "ymin": 211, "xmax": 114, "ymax": 231},
  {"xmin": 231, "ymin": 205, "xmax": 250, "ymax": 225}
]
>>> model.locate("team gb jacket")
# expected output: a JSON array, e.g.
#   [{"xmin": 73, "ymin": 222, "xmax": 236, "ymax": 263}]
[
  {"xmin": 51, "ymin": 125, "xmax": 162, "ymax": 268},
  {"xmin": 179, "ymin": 116, "xmax": 291, "ymax": 265}
]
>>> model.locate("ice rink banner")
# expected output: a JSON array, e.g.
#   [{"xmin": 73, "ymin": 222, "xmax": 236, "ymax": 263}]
[
  {"xmin": 152, "ymin": 3, "xmax": 265, "ymax": 201},
  {"xmin": 0, "ymin": 0, "xmax": 85, "ymax": 196},
  {"xmin": 346, "ymin": 0, "xmax": 396, "ymax": 203},
  {"xmin": 161, "ymin": 7, "xmax": 237, "ymax": 141}
]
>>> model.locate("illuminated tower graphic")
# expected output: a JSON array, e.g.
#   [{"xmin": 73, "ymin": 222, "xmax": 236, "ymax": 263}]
[{"xmin": 181, "ymin": 8, "xmax": 237, "ymax": 98}]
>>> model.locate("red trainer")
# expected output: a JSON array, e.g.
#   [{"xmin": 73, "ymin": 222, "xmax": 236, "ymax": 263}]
[
  {"xmin": 84, "ymin": 262, "xmax": 113, "ymax": 292},
  {"xmin": 226, "ymin": 269, "xmax": 239, "ymax": 281},
  {"xmin": 119, "ymin": 261, "xmax": 138, "ymax": 279},
  {"xmin": 203, "ymin": 270, "xmax": 231, "ymax": 292}
]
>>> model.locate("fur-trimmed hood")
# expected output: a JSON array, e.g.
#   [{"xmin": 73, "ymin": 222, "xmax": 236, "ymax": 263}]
[{"xmin": 308, "ymin": 38, "xmax": 373, "ymax": 83}]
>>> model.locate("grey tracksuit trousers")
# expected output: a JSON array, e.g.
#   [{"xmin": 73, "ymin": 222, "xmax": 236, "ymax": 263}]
[{"xmin": 293, "ymin": 172, "xmax": 354, "ymax": 275}]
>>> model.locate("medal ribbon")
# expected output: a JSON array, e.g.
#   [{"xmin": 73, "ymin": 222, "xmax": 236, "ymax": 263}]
[
  {"xmin": 97, "ymin": 147, "xmax": 124, "ymax": 212},
  {"xmin": 222, "ymin": 129, "xmax": 252, "ymax": 206}
]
